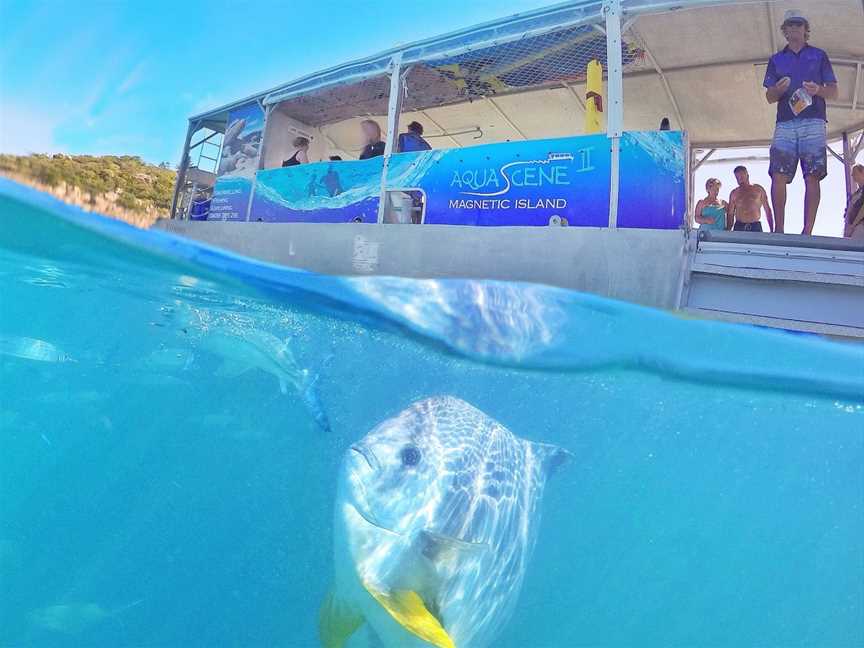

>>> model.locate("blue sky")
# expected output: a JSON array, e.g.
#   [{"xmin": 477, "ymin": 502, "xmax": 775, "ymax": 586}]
[{"xmin": 0, "ymin": 0, "xmax": 554, "ymax": 164}]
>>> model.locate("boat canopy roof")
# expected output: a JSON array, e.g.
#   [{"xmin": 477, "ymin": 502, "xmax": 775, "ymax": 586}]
[{"xmin": 188, "ymin": 0, "xmax": 864, "ymax": 151}]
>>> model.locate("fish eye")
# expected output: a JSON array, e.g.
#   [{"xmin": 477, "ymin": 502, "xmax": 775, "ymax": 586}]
[{"xmin": 400, "ymin": 445, "xmax": 421, "ymax": 467}]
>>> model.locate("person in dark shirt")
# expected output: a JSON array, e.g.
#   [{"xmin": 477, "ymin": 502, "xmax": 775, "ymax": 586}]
[
  {"xmin": 358, "ymin": 120, "xmax": 385, "ymax": 159},
  {"xmin": 282, "ymin": 136, "xmax": 309, "ymax": 167},
  {"xmin": 397, "ymin": 121, "xmax": 432, "ymax": 152},
  {"xmin": 763, "ymin": 10, "xmax": 838, "ymax": 234}
]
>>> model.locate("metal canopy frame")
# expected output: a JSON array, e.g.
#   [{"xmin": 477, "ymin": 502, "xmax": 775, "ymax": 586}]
[{"xmin": 171, "ymin": 0, "xmax": 864, "ymax": 220}]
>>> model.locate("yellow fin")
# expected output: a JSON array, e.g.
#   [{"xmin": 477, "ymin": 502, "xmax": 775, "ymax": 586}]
[
  {"xmin": 365, "ymin": 587, "xmax": 455, "ymax": 648},
  {"xmin": 319, "ymin": 589, "xmax": 364, "ymax": 648}
]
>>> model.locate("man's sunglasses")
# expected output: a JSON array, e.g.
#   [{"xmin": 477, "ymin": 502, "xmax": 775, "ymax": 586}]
[{"xmin": 785, "ymin": 19, "xmax": 806, "ymax": 27}]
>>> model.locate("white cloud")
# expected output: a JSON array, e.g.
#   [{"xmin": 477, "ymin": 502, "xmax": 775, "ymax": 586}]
[{"xmin": 117, "ymin": 61, "xmax": 147, "ymax": 95}]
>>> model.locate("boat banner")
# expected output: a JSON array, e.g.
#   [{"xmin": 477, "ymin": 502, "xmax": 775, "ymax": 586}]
[
  {"xmin": 209, "ymin": 101, "xmax": 265, "ymax": 221},
  {"xmin": 387, "ymin": 135, "xmax": 610, "ymax": 226},
  {"xmin": 617, "ymin": 131, "xmax": 686, "ymax": 229},
  {"xmin": 251, "ymin": 157, "xmax": 384, "ymax": 223},
  {"xmin": 249, "ymin": 131, "xmax": 685, "ymax": 228}
]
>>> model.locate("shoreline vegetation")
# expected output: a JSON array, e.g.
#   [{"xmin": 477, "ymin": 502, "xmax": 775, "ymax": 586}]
[{"xmin": 0, "ymin": 154, "xmax": 176, "ymax": 228}]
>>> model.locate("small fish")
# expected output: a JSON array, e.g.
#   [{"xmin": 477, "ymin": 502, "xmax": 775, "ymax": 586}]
[
  {"xmin": 165, "ymin": 301, "xmax": 330, "ymax": 432},
  {"xmin": 0, "ymin": 335, "xmax": 74, "ymax": 363},
  {"xmin": 199, "ymin": 329, "xmax": 330, "ymax": 433},
  {"xmin": 321, "ymin": 396, "xmax": 570, "ymax": 648},
  {"xmin": 28, "ymin": 599, "xmax": 143, "ymax": 635}
]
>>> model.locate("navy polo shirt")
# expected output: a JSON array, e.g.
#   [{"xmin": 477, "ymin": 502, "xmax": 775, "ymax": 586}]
[{"xmin": 763, "ymin": 44, "xmax": 836, "ymax": 123}]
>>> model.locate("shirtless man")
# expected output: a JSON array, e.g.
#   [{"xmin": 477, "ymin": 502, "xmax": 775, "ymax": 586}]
[{"xmin": 727, "ymin": 166, "xmax": 774, "ymax": 233}]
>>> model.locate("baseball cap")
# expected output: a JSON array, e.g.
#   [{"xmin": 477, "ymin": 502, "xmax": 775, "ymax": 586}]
[{"xmin": 782, "ymin": 10, "xmax": 808, "ymax": 26}]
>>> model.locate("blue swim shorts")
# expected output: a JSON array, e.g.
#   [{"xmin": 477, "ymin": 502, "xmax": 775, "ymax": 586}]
[{"xmin": 769, "ymin": 118, "xmax": 827, "ymax": 182}]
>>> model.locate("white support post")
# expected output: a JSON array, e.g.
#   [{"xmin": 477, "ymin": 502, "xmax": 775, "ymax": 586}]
[
  {"xmin": 693, "ymin": 148, "xmax": 717, "ymax": 171},
  {"xmin": 257, "ymin": 104, "xmax": 275, "ymax": 172},
  {"xmin": 383, "ymin": 53, "xmax": 404, "ymax": 157},
  {"xmin": 854, "ymin": 130, "xmax": 864, "ymax": 158},
  {"xmin": 170, "ymin": 121, "xmax": 196, "ymax": 219},
  {"xmin": 852, "ymin": 62, "xmax": 861, "ymax": 112},
  {"xmin": 827, "ymin": 145, "xmax": 845, "ymax": 165},
  {"xmin": 842, "ymin": 131, "xmax": 853, "ymax": 200},
  {"xmin": 188, "ymin": 181, "xmax": 198, "ymax": 218},
  {"xmin": 603, "ymin": 0, "xmax": 623, "ymax": 229},
  {"xmin": 244, "ymin": 99, "xmax": 268, "ymax": 222},
  {"xmin": 687, "ymin": 146, "xmax": 695, "ymax": 228},
  {"xmin": 377, "ymin": 53, "xmax": 404, "ymax": 224}
]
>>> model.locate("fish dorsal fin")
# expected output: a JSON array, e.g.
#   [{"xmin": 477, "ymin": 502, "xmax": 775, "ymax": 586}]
[
  {"xmin": 319, "ymin": 588, "xmax": 364, "ymax": 648},
  {"xmin": 530, "ymin": 441, "xmax": 573, "ymax": 477},
  {"xmin": 418, "ymin": 530, "xmax": 488, "ymax": 565},
  {"xmin": 364, "ymin": 587, "xmax": 455, "ymax": 648}
]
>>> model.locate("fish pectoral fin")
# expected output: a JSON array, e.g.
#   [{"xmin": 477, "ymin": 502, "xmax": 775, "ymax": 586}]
[
  {"xmin": 419, "ymin": 530, "xmax": 488, "ymax": 565},
  {"xmin": 365, "ymin": 587, "xmax": 455, "ymax": 648},
  {"xmin": 530, "ymin": 441, "xmax": 573, "ymax": 477},
  {"xmin": 319, "ymin": 588, "xmax": 364, "ymax": 648},
  {"xmin": 214, "ymin": 359, "xmax": 249, "ymax": 378}
]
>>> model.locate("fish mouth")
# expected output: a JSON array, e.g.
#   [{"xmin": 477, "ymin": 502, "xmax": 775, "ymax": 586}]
[
  {"xmin": 345, "ymin": 445, "xmax": 388, "ymax": 530},
  {"xmin": 350, "ymin": 444, "xmax": 380, "ymax": 472}
]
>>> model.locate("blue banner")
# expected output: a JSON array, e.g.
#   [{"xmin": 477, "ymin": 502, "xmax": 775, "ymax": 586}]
[
  {"xmin": 386, "ymin": 135, "xmax": 610, "ymax": 226},
  {"xmin": 249, "ymin": 131, "xmax": 685, "ymax": 228},
  {"xmin": 251, "ymin": 157, "xmax": 383, "ymax": 223},
  {"xmin": 209, "ymin": 101, "xmax": 265, "ymax": 221},
  {"xmin": 617, "ymin": 131, "xmax": 686, "ymax": 229}
]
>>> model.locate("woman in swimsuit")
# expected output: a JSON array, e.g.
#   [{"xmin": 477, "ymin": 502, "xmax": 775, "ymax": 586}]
[
  {"xmin": 694, "ymin": 177, "xmax": 728, "ymax": 231},
  {"xmin": 282, "ymin": 137, "xmax": 310, "ymax": 167}
]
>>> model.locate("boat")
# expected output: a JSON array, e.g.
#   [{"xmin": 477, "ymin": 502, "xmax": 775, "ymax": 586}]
[{"xmin": 155, "ymin": 0, "xmax": 864, "ymax": 339}]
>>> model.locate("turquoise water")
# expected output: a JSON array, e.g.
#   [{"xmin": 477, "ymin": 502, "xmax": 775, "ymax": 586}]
[{"xmin": 1, "ymin": 178, "xmax": 862, "ymax": 647}]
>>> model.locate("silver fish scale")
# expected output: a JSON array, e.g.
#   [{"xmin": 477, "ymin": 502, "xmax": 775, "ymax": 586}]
[{"xmin": 398, "ymin": 396, "xmax": 553, "ymax": 647}]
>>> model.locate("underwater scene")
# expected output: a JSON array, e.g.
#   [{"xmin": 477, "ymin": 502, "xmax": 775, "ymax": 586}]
[{"xmin": 0, "ymin": 178, "xmax": 862, "ymax": 648}]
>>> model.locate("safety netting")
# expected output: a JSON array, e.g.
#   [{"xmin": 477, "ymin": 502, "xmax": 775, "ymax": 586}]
[{"xmin": 269, "ymin": 20, "xmax": 649, "ymax": 129}]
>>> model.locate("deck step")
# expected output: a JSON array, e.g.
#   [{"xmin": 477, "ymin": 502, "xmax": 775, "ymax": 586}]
[
  {"xmin": 681, "ymin": 307, "xmax": 864, "ymax": 339},
  {"xmin": 683, "ymin": 235, "xmax": 864, "ymax": 338}
]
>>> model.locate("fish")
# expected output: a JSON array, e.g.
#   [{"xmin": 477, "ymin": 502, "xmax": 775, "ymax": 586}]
[
  {"xmin": 0, "ymin": 335, "xmax": 74, "ymax": 363},
  {"xmin": 321, "ymin": 396, "xmax": 570, "ymax": 648},
  {"xmin": 163, "ymin": 301, "xmax": 331, "ymax": 432},
  {"xmin": 28, "ymin": 599, "xmax": 143, "ymax": 634},
  {"xmin": 199, "ymin": 329, "xmax": 331, "ymax": 433}
]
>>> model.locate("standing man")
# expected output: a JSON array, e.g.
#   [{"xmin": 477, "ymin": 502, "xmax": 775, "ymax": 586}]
[
  {"xmin": 763, "ymin": 10, "xmax": 838, "ymax": 235},
  {"xmin": 728, "ymin": 166, "xmax": 774, "ymax": 232}
]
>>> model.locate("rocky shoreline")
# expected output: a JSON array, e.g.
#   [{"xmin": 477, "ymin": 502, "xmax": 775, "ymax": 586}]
[{"xmin": 1, "ymin": 171, "xmax": 165, "ymax": 228}]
